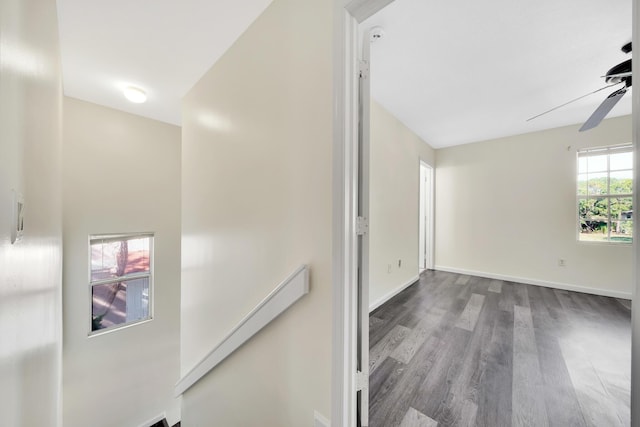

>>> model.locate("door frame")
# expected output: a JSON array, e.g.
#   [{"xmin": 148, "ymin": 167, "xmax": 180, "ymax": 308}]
[
  {"xmin": 331, "ymin": 1, "xmax": 395, "ymax": 426},
  {"xmin": 631, "ymin": 0, "xmax": 639, "ymax": 421},
  {"xmin": 334, "ymin": 1, "xmax": 639, "ymax": 426},
  {"xmin": 419, "ymin": 163, "xmax": 426, "ymax": 270},
  {"xmin": 419, "ymin": 161, "xmax": 434, "ymax": 271}
]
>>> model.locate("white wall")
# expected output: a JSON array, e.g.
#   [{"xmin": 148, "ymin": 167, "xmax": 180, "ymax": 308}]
[
  {"xmin": 369, "ymin": 100, "xmax": 435, "ymax": 309},
  {"xmin": 436, "ymin": 115, "xmax": 633, "ymax": 297},
  {"xmin": 62, "ymin": 98, "xmax": 182, "ymax": 427},
  {"xmin": 180, "ymin": 0, "xmax": 332, "ymax": 425},
  {"xmin": 0, "ymin": 0, "xmax": 64, "ymax": 424}
]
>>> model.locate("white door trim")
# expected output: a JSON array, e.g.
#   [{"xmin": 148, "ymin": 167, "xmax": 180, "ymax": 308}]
[
  {"xmin": 334, "ymin": 2, "xmax": 639, "ymax": 426},
  {"xmin": 332, "ymin": 1, "xmax": 395, "ymax": 426},
  {"xmin": 419, "ymin": 163, "xmax": 427, "ymax": 271},
  {"xmin": 357, "ymin": 26, "xmax": 372, "ymax": 426},
  {"xmin": 418, "ymin": 161, "xmax": 434, "ymax": 271},
  {"xmin": 425, "ymin": 161, "xmax": 435, "ymax": 270},
  {"xmin": 631, "ymin": 0, "xmax": 639, "ymax": 421},
  {"xmin": 331, "ymin": 7, "xmax": 359, "ymax": 427}
]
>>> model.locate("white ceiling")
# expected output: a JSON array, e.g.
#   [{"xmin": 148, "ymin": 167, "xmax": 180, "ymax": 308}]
[
  {"xmin": 56, "ymin": 0, "xmax": 273, "ymax": 126},
  {"xmin": 56, "ymin": 0, "xmax": 631, "ymax": 145},
  {"xmin": 361, "ymin": 0, "xmax": 632, "ymax": 148}
]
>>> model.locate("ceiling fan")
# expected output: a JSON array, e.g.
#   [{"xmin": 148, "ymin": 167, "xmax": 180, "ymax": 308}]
[{"xmin": 527, "ymin": 42, "xmax": 632, "ymax": 132}]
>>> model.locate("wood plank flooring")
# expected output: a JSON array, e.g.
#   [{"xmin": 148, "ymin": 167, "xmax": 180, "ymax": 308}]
[{"xmin": 369, "ymin": 270, "xmax": 631, "ymax": 427}]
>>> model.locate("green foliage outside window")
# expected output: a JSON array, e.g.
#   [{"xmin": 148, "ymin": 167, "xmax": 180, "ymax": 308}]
[{"xmin": 577, "ymin": 147, "xmax": 632, "ymax": 243}]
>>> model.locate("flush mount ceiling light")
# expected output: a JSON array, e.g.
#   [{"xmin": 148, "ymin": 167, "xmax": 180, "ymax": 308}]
[{"xmin": 123, "ymin": 86, "xmax": 147, "ymax": 103}]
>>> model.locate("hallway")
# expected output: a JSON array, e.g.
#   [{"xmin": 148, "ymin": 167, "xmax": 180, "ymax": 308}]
[{"xmin": 369, "ymin": 270, "xmax": 631, "ymax": 427}]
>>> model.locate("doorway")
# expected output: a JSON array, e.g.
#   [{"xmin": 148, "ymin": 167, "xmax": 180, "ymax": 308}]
[
  {"xmin": 418, "ymin": 161, "xmax": 433, "ymax": 271},
  {"xmin": 334, "ymin": 1, "xmax": 638, "ymax": 427}
]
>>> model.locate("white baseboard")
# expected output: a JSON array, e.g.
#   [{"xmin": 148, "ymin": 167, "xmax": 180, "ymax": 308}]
[
  {"xmin": 369, "ymin": 275, "xmax": 420, "ymax": 312},
  {"xmin": 434, "ymin": 265, "xmax": 632, "ymax": 300}
]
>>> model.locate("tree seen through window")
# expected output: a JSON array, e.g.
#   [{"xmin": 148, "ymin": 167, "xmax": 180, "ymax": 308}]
[{"xmin": 577, "ymin": 145, "xmax": 632, "ymax": 243}]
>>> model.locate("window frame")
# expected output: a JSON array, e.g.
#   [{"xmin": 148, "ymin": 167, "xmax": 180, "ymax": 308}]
[
  {"xmin": 88, "ymin": 232, "xmax": 155, "ymax": 336},
  {"xmin": 576, "ymin": 144, "xmax": 633, "ymax": 245}
]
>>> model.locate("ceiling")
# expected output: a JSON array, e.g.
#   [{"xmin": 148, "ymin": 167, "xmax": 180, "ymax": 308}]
[
  {"xmin": 361, "ymin": 0, "xmax": 632, "ymax": 148},
  {"xmin": 56, "ymin": 0, "xmax": 631, "ymax": 146},
  {"xmin": 56, "ymin": 0, "xmax": 273, "ymax": 126}
]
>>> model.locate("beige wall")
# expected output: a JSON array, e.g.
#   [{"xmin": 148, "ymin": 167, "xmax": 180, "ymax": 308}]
[
  {"xmin": 180, "ymin": 0, "xmax": 332, "ymax": 425},
  {"xmin": 62, "ymin": 98, "xmax": 182, "ymax": 427},
  {"xmin": 369, "ymin": 100, "xmax": 435, "ymax": 308},
  {"xmin": 435, "ymin": 115, "xmax": 633, "ymax": 297},
  {"xmin": 0, "ymin": 0, "xmax": 64, "ymax": 424}
]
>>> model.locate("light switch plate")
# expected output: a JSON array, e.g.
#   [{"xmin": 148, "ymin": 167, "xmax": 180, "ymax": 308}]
[{"xmin": 11, "ymin": 190, "xmax": 24, "ymax": 244}]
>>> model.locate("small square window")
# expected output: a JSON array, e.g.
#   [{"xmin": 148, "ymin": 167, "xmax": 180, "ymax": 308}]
[{"xmin": 89, "ymin": 233, "xmax": 153, "ymax": 334}]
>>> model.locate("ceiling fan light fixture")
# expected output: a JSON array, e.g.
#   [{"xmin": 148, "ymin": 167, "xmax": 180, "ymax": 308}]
[
  {"xmin": 123, "ymin": 86, "xmax": 147, "ymax": 103},
  {"xmin": 528, "ymin": 41, "xmax": 632, "ymax": 131}
]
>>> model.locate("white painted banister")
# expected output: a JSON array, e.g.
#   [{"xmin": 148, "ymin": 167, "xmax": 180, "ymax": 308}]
[{"xmin": 175, "ymin": 265, "xmax": 310, "ymax": 396}]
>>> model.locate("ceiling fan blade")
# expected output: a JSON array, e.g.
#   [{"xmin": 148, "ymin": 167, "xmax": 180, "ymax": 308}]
[
  {"xmin": 602, "ymin": 72, "xmax": 632, "ymax": 79},
  {"xmin": 526, "ymin": 82, "xmax": 623, "ymax": 122},
  {"xmin": 579, "ymin": 87, "xmax": 627, "ymax": 132}
]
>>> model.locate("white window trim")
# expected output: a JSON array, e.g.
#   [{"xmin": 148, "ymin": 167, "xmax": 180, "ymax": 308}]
[
  {"xmin": 88, "ymin": 232, "xmax": 155, "ymax": 336},
  {"xmin": 577, "ymin": 144, "xmax": 633, "ymax": 245}
]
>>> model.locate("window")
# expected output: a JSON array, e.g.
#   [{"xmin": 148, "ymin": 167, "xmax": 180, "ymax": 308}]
[
  {"xmin": 578, "ymin": 145, "xmax": 633, "ymax": 243},
  {"xmin": 90, "ymin": 233, "xmax": 153, "ymax": 333}
]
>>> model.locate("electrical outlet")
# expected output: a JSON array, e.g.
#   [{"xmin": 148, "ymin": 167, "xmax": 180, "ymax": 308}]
[
  {"xmin": 387, "ymin": 264, "xmax": 392, "ymax": 273},
  {"xmin": 558, "ymin": 258, "xmax": 566, "ymax": 267},
  {"xmin": 398, "ymin": 259, "xmax": 402, "ymax": 268}
]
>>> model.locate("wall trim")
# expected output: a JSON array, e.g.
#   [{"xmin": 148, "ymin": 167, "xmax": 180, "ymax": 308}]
[
  {"xmin": 435, "ymin": 265, "xmax": 632, "ymax": 300},
  {"xmin": 332, "ymin": 5, "xmax": 359, "ymax": 427},
  {"xmin": 631, "ymin": 2, "xmax": 640, "ymax": 422},
  {"xmin": 333, "ymin": 1, "xmax": 398, "ymax": 426},
  {"xmin": 369, "ymin": 275, "xmax": 419, "ymax": 312}
]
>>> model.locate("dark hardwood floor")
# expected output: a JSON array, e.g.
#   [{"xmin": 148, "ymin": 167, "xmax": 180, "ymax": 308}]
[{"xmin": 369, "ymin": 270, "xmax": 631, "ymax": 427}]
